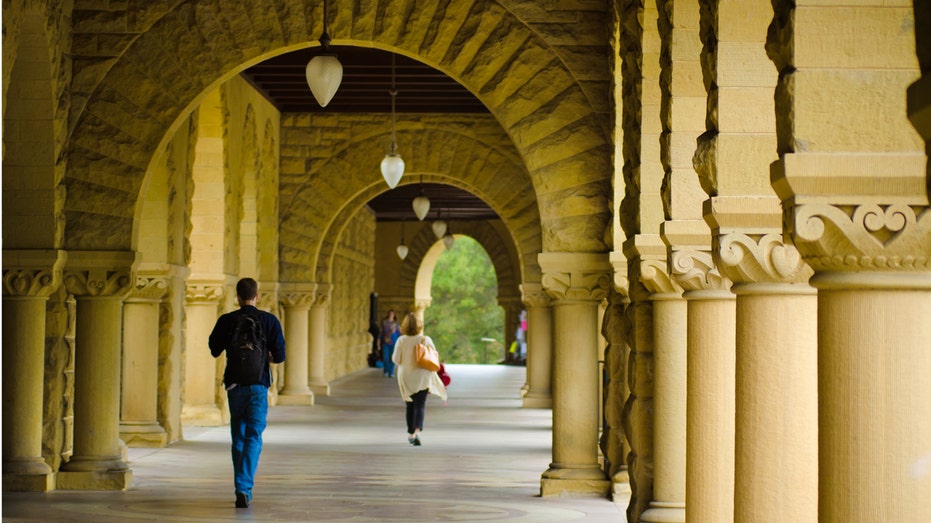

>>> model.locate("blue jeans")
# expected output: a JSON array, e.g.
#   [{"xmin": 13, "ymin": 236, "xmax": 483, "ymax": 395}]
[
  {"xmin": 382, "ymin": 342, "xmax": 395, "ymax": 376},
  {"xmin": 227, "ymin": 384, "xmax": 268, "ymax": 498}
]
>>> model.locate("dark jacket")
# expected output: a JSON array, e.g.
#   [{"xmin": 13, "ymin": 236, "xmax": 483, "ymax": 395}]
[{"xmin": 208, "ymin": 305, "xmax": 286, "ymax": 387}]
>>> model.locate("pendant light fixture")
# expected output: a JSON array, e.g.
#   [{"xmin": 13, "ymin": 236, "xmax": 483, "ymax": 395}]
[
  {"xmin": 412, "ymin": 175, "xmax": 430, "ymax": 221},
  {"xmin": 380, "ymin": 53, "xmax": 405, "ymax": 189},
  {"xmin": 396, "ymin": 219, "xmax": 409, "ymax": 260},
  {"xmin": 431, "ymin": 211, "xmax": 447, "ymax": 239},
  {"xmin": 305, "ymin": 0, "xmax": 343, "ymax": 107},
  {"xmin": 443, "ymin": 218, "xmax": 455, "ymax": 250}
]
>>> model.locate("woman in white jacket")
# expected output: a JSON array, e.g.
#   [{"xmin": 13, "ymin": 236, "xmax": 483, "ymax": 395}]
[{"xmin": 392, "ymin": 312, "xmax": 447, "ymax": 446}]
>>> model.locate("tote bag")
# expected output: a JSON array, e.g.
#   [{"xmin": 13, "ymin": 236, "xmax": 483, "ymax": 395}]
[{"xmin": 414, "ymin": 336, "xmax": 441, "ymax": 372}]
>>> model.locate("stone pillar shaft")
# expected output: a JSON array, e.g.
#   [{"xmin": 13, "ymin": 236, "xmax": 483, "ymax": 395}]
[
  {"xmin": 732, "ymin": 285, "xmax": 817, "ymax": 522},
  {"xmin": 521, "ymin": 284, "xmax": 552, "ymax": 408},
  {"xmin": 278, "ymin": 293, "xmax": 314, "ymax": 405},
  {"xmin": 119, "ymin": 296, "xmax": 167, "ymax": 447},
  {"xmin": 181, "ymin": 282, "xmax": 224, "ymax": 426},
  {"xmin": 684, "ymin": 291, "xmax": 735, "ymax": 523},
  {"xmin": 817, "ymin": 278, "xmax": 931, "ymax": 522},
  {"xmin": 2, "ymin": 296, "xmax": 54, "ymax": 481},
  {"xmin": 539, "ymin": 252, "xmax": 611, "ymax": 497},
  {"xmin": 640, "ymin": 297, "xmax": 687, "ymax": 523},
  {"xmin": 308, "ymin": 285, "xmax": 331, "ymax": 396}
]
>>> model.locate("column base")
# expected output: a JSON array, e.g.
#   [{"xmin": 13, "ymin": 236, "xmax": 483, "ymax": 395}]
[
  {"xmin": 2, "ymin": 471, "xmax": 55, "ymax": 492},
  {"xmin": 540, "ymin": 465, "xmax": 611, "ymax": 497},
  {"xmin": 120, "ymin": 423, "xmax": 168, "ymax": 448},
  {"xmin": 522, "ymin": 391, "xmax": 552, "ymax": 408},
  {"xmin": 56, "ymin": 469, "xmax": 132, "ymax": 490},
  {"xmin": 277, "ymin": 390, "xmax": 315, "ymax": 406},
  {"xmin": 180, "ymin": 404, "xmax": 223, "ymax": 426},
  {"xmin": 611, "ymin": 469, "xmax": 632, "ymax": 500},
  {"xmin": 640, "ymin": 501, "xmax": 686, "ymax": 522},
  {"xmin": 309, "ymin": 382, "xmax": 330, "ymax": 396}
]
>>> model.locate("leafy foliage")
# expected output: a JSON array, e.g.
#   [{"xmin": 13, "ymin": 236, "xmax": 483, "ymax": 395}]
[{"xmin": 424, "ymin": 236, "xmax": 503, "ymax": 364}]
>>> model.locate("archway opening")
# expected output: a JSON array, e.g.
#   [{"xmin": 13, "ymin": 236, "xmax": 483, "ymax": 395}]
[{"xmin": 424, "ymin": 235, "xmax": 505, "ymax": 364}]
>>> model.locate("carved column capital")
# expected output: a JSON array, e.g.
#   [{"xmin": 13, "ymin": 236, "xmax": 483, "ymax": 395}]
[
  {"xmin": 184, "ymin": 282, "xmax": 225, "ymax": 304},
  {"xmin": 715, "ymin": 232, "xmax": 814, "ymax": 285},
  {"xmin": 312, "ymin": 284, "xmax": 333, "ymax": 307},
  {"xmin": 670, "ymin": 249, "xmax": 731, "ymax": 293},
  {"xmin": 2, "ymin": 249, "xmax": 67, "ymax": 297},
  {"xmin": 520, "ymin": 283, "xmax": 552, "ymax": 308},
  {"xmin": 610, "ymin": 251, "xmax": 630, "ymax": 297},
  {"xmin": 280, "ymin": 291, "xmax": 315, "ymax": 309},
  {"xmin": 414, "ymin": 298, "xmax": 432, "ymax": 312},
  {"xmin": 773, "ymin": 153, "xmax": 930, "ymax": 276},
  {"xmin": 63, "ymin": 250, "xmax": 136, "ymax": 298},
  {"xmin": 126, "ymin": 276, "xmax": 170, "ymax": 302},
  {"xmin": 538, "ymin": 252, "xmax": 612, "ymax": 302},
  {"xmin": 787, "ymin": 202, "xmax": 930, "ymax": 273},
  {"xmin": 640, "ymin": 258, "xmax": 683, "ymax": 298}
]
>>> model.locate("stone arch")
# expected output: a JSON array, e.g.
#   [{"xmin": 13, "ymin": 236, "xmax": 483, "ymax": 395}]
[
  {"xmin": 63, "ymin": 1, "xmax": 612, "ymax": 253},
  {"xmin": 277, "ymin": 115, "xmax": 541, "ymax": 287},
  {"xmin": 403, "ymin": 224, "xmax": 520, "ymax": 308},
  {"xmin": 2, "ymin": 10, "xmax": 63, "ymax": 249}
]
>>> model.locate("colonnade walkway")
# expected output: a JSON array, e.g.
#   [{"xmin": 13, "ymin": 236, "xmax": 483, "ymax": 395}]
[{"xmin": 3, "ymin": 364, "xmax": 627, "ymax": 522}]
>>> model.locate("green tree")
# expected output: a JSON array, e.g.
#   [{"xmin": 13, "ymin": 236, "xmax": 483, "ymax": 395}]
[{"xmin": 424, "ymin": 236, "xmax": 503, "ymax": 364}]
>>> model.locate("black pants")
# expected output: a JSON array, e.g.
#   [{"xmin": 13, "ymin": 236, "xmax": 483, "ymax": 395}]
[{"xmin": 406, "ymin": 389, "xmax": 429, "ymax": 434}]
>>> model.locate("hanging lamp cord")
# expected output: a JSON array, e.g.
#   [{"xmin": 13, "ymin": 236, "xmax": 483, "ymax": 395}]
[
  {"xmin": 389, "ymin": 53, "xmax": 398, "ymax": 154},
  {"xmin": 320, "ymin": 0, "xmax": 331, "ymax": 50}
]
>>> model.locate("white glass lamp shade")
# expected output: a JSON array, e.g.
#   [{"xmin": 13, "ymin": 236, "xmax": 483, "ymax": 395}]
[
  {"xmin": 305, "ymin": 55, "xmax": 343, "ymax": 108},
  {"xmin": 412, "ymin": 195, "xmax": 431, "ymax": 221},
  {"xmin": 431, "ymin": 220, "xmax": 447, "ymax": 239},
  {"xmin": 380, "ymin": 153, "xmax": 405, "ymax": 189},
  {"xmin": 396, "ymin": 244, "xmax": 409, "ymax": 260},
  {"xmin": 443, "ymin": 233, "xmax": 455, "ymax": 250}
]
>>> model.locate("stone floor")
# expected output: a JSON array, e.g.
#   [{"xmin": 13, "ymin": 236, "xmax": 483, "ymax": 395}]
[{"xmin": 3, "ymin": 364, "xmax": 628, "ymax": 522}]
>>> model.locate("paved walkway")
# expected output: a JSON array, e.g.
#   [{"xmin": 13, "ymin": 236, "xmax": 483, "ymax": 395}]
[{"xmin": 3, "ymin": 364, "xmax": 627, "ymax": 522}]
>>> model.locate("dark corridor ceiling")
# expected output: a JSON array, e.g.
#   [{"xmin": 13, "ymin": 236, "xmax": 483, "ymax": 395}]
[{"xmin": 241, "ymin": 46, "xmax": 498, "ymax": 223}]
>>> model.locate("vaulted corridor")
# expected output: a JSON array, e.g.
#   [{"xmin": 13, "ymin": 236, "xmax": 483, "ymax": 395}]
[{"xmin": 2, "ymin": 365, "xmax": 626, "ymax": 522}]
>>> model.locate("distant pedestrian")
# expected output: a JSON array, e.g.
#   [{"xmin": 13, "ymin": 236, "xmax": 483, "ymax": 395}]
[
  {"xmin": 208, "ymin": 278, "xmax": 286, "ymax": 508},
  {"xmin": 381, "ymin": 309, "xmax": 400, "ymax": 377},
  {"xmin": 392, "ymin": 312, "xmax": 447, "ymax": 446}
]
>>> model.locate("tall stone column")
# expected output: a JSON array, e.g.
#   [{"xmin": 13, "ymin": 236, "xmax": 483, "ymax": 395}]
[
  {"xmin": 639, "ymin": 259, "xmax": 687, "ymax": 523},
  {"xmin": 708, "ymin": 200, "xmax": 818, "ymax": 523},
  {"xmin": 670, "ymin": 245, "xmax": 735, "ymax": 523},
  {"xmin": 308, "ymin": 284, "xmax": 332, "ymax": 396},
  {"xmin": 119, "ymin": 275, "xmax": 169, "ymax": 447},
  {"xmin": 539, "ymin": 253, "xmax": 612, "ymax": 497},
  {"xmin": 602, "ymin": 254, "xmax": 631, "ymax": 498},
  {"xmin": 2, "ymin": 250, "xmax": 66, "ymax": 491},
  {"xmin": 768, "ymin": 3, "xmax": 929, "ymax": 521},
  {"xmin": 520, "ymin": 283, "xmax": 552, "ymax": 408},
  {"xmin": 278, "ymin": 286, "xmax": 315, "ymax": 406},
  {"xmin": 58, "ymin": 252, "xmax": 135, "ymax": 490},
  {"xmin": 181, "ymin": 282, "xmax": 225, "ymax": 426}
]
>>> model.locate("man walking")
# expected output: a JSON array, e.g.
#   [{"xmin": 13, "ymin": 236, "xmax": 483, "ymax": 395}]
[{"xmin": 209, "ymin": 278, "xmax": 286, "ymax": 508}]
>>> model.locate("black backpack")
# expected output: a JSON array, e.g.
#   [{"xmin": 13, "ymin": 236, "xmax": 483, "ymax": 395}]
[{"xmin": 226, "ymin": 310, "xmax": 268, "ymax": 385}]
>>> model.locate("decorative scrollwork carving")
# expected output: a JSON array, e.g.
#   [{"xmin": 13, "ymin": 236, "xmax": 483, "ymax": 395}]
[
  {"xmin": 64, "ymin": 269, "xmax": 133, "ymax": 297},
  {"xmin": 184, "ymin": 283, "xmax": 225, "ymax": 304},
  {"xmin": 669, "ymin": 249, "xmax": 731, "ymax": 292},
  {"xmin": 542, "ymin": 270, "xmax": 611, "ymax": 302},
  {"xmin": 128, "ymin": 276, "xmax": 170, "ymax": 301},
  {"xmin": 716, "ymin": 233, "xmax": 813, "ymax": 284},
  {"xmin": 280, "ymin": 292, "xmax": 315, "ymax": 309},
  {"xmin": 3, "ymin": 269, "xmax": 60, "ymax": 297},
  {"xmin": 639, "ymin": 258, "xmax": 683, "ymax": 296},
  {"xmin": 789, "ymin": 203, "xmax": 930, "ymax": 272},
  {"xmin": 521, "ymin": 285, "xmax": 552, "ymax": 308}
]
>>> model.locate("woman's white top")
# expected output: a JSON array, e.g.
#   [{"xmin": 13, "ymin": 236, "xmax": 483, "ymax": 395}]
[{"xmin": 392, "ymin": 334, "xmax": 448, "ymax": 401}]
